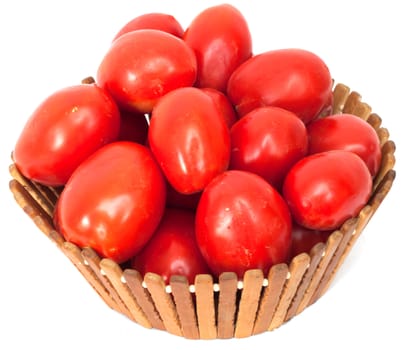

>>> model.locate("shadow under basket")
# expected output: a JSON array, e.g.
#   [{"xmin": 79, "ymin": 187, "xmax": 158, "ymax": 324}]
[{"xmin": 9, "ymin": 82, "xmax": 396, "ymax": 340}]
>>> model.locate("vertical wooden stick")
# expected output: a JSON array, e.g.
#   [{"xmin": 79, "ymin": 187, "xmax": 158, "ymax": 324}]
[
  {"xmin": 195, "ymin": 274, "xmax": 217, "ymax": 339},
  {"xmin": 144, "ymin": 273, "xmax": 182, "ymax": 337},
  {"xmin": 234, "ymin": 269, "xmax": 264, "ymax": 338},
  {"xmin": 170, "ymin": 275, "xmax": 199, "ymax": 339}
]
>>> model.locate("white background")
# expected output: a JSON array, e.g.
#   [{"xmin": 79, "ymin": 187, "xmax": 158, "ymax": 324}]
[{"xmin": 0, "ymin": 1, "xmax": 413, "ymax": 349}]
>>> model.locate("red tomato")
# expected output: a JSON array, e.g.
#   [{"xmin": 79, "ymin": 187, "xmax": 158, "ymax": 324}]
[
  {"xmin": 289, "ymin": 223, "xmax": 331, "ymax": 260},
  {"xmin": 54, "ymin": 141, "xmax": 166, "ymax": 264},
  {"xmin": 201, "ymin": 88, "xmax": 237, "ymax": 128},
  {"xmin": 13, "ymin": 84, "xmax": 120, "ymax": 186},
  {"xmin": 118, "ymin": 110, "xmax": 149, "ymax": 144},
  {"xmin": 130, "ymin": 208, "xmax": 210, "ymax": 284},
  {"xmin": 148, "ymin": 87, "xmax": 231, "ymax": 194},
  {"xmin": 195, "ymin": 170, "xmax": 292, "ymax": 278},
  {"xmin": 113, "ymin": 12, "xmax": 184, "ymax": 41},
  {"xmin": 97, "ymin": 29, "xmax": 197, "ymax": 113},
  {"xmin": 230, "ymin": 106, "xmax": 308, "ymax": 189},
  {"xmin": 184, "ymin": 3, "xmax": 252, "ymax": 92},
  {"xmin": 227, "ymin": 49, "xmax": 332, "ymax": 124},
  {"xmin": 283, "ymin": 150, "xmax": 372, "ymax": 231},
  {"xmin": 307, "ymin": 113, "xmax": 381, "ymax": 177}
]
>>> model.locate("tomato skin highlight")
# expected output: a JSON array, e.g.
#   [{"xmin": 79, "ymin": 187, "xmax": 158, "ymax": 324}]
[
  {"xmin": 195, "ymin": 170, "xmax": 292, "ymax": 278},
  {"xmin": 130, "ymin": 208, "xmax": 210, "ymax": 284},
  {"xmin": 54, "ymin": 141, "xmax": 166, "ymax": 264},
  {"xmin": 97, "ymin": 29, "xmax": 197, "ymax": 113},
  {"xmin": 149, "ymin": 87, "xmax": 231, "ymax": 194},
  {"xmin": 113, "ymin": 12, "xmax": 184, "ymax": 41},
  {"xmin": 230, "ymin": 106, "xmax": 308, "ymax": 189},
  {"xmin": 13, "ymin": 84, "xmax": 120, "ymax": 186},
  {"xmin": 227, "ymin": 48, "xmax": 332, "ymax": 124},
  {"xmin": 307, "ymin": 113, "xmax": 381, "ymax": 177},
  {"xmin": 184, "ymin": 3, "xmax": 252, "ymax": 92},
  {"xmin": 282, "ymin": 150, "xmax": 372, "ymax": 231}
]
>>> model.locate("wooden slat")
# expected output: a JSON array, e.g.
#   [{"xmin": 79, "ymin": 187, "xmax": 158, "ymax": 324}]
[
  {"xmin": 371, "ymin": 170, "xmax": 396, "ymax": 213},
  {"xmin": 144, "ymin": 272, "xmax": 182, "ymax": 337},
  {"xmin": 9, "ymin": 164, "xmax": 55, "ymax": 218},
  {"xmin": 343, "ymin": 91, "xmax": 362, "ymax": 115},
  {"xmin": 9, "ymin": 179, "xmax": 64, "ymax": 249},
  {"xmin": 31, "ymin": 179, "xmax": 59, "ymax": 207},
  {"xmin": 234, "ymin": 269, "xmax": 264, "ymax": 338},
  {"xmin": 352, "ymin": 101, "xmax": 372, "ymax": 120},
  {"xmin": 286, "ymin": 242, "xmax": 326, "ymax": 320},
  {"xmin": 170, "ymin": 275, "xmax": 199, "ymax": 339},
  {"xmin": 9, "ymin": 179, "xmax": 54, "ymax": 230},
  {"xmin": 217, "ymin": 272, "xmax": 238, "ymax": 339},
  {"xmin": 100, "ymin": 259, "xmax": 152, "ymax": 328},
  {"xmin": 332, "ymin": 83, "xmax": 350, "ymax": 114},
  {"xmin": 81, "ymin": 247, "xmax": 133, "ymax": 320},
  {"xmin": 253, "ymin": 263, "xmax": 288, "ymax": 335},
  {"xmin": 317, "ymin": 208, "xmax": 372, "ymax": 299},
  {"xmin": 374, "ymin": 140, "xmax": 396, "ymax": 191},
  {"xmin": 376, "ymin": 127, "xmax": 390, "ymax": 147},
  {"xmin": 367, "ymin": 113, "xmax": 382, "ymax": 130},
  {"xmin": 122, "ymin": 269, "xmax": 165, "ymax": 330},
  {"xmin": 268, "ymin": 253, "xmax": 310, "ymax": 330},
  {"xmin": 61, "ymin": 242, "xmax": 120, "ymax": 312},
  {"xmin": 309, "ymin": 218, "xmax": 358, "ymax": 304},
  {"xmin": 296, "ymin": 231, "xmax": 343, "ymax": 314},
  {"xmin": 195, "ymin": 274, "xmax": 217, "ymax": 339}
]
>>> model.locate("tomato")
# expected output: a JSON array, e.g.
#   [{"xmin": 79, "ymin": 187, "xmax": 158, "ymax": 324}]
[
  {"xmin": 195, "ymin": 170, "xmax": 292, "ymax": 278},
  {"xmin": 227, "ymin": 49, "xmax": 333, "ymax": 124},
  {"xmin": 230, "ymin": 106, "xmax": 308, "ymax": 189},
  {"xmin": 289, "ymin": 223, "xmax": 331, "ymax": 260},
  {"xmin": 201, "ymin": 88, "xmax": 237, "ymax": 128},
  {"xmin": 97, "ymin": 29, "xmax": 197, "ymax": 113},
  {"xmin": 184, "ymin": 3, "xmax": 252, "ymax": 92},
  {"xmin": 307, "ymin": 113, "xmax": 381, "ymax": 177},
  {"xmin": 118, "ymin": 110, "xmax": 149, "ymax": 144},
  {"xmin": 282, "ymin": 150, "xmax": 372, "ymax": 231},
  {"xmin": 54, "ymin": 141, "xmax": 166, "ymax": 264},
  {"xmin": 112, "ymin": 12, "xmax": 184, "ymax": 42},
  {"xmin": 148, "ymin": 87, "xmax": 230, "ymax": 194},
  {"xmin": 13, "ymin": 84, "xmax": 120, "ymax": 186},
  {"xmin": 130, "ymin": 208, "xmax": 210, "ymax": 284}
]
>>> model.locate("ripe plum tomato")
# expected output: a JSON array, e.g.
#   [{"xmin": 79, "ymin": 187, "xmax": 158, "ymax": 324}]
[
  {"xmin": 227, "ymin": 49, "xmax": 332, "ymax": 124},
  {"xmin": 130, "ymin": 208, "xmax": 210, "ymax": 284},
  {"xmin": 13, "ymin": 84, "xmax": 120, "ymax": 186},
  {"xmin": 54, "ymin": 141, "xmax": 166, "ymax": 264},
  {"xmin": 283, "ymin": 150, "xmax": 372, "ymax": 231},
  {"xmin": 230, "ymin": 106, "xmax": 308, "ymax": 189},
  {"xmin": 184, "ymin": 3, "xmax": 252, "ymax": 92},
  {"xmin": 307, "ymin": 113, "xmax": 381, "ymax": 177},
  {"xmin": 289, "ymin": 223, "xmax": 331, "ymax": 260},
  {"xmin": 195, "ymin": 170, "xmax": 292, "ymax": 278},
  {"xmin": 201, "ymin": 88, "xmax": 237, "ymax": 128},
  {"xmin": 149, "ymin": 87, "xmax": 231, "ymax": 194},
  {"xmin": 97, "ymin": 29, "xmax": 197, "ymax": 113},
  {"xmin": 113, "ymin": 12, "xmax": 184, "ymax": 41},
  {"xmin": 118, "ymin": 110, "xmax": 149, "ymax": 144}
]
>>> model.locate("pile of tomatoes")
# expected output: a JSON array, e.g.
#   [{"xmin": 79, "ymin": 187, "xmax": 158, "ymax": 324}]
[{"xmin": 13, "ymin": 4, "xmax": 381, "ymax": 283}]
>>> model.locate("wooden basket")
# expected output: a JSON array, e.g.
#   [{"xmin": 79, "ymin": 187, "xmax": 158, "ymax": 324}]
[{"xmin": 8, "ymin": 82, "xmax": 396, "ymax": 339}]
